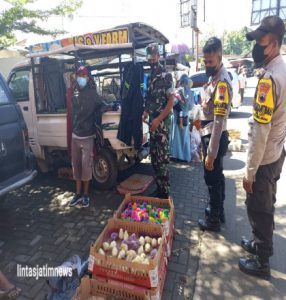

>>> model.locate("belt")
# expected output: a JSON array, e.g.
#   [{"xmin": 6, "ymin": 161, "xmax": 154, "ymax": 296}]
[{"xmin": 201, "ymin": 120, "xmax": 214, "ymax": 127}]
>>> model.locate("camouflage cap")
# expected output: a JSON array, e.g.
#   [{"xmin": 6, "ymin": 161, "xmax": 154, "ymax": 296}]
[{"xmin": 146, "ymin": 43, "xmax": 160, "ymax": 59}]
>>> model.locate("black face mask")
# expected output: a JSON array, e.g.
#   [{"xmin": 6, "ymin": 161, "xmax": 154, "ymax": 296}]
[
  {"xmin": 252, "ymin": 43, "xmax": 268, "ymax": 66},
  {"xmin": 205, "ymin": 66, "xmax": 217, "ymax": 77}
]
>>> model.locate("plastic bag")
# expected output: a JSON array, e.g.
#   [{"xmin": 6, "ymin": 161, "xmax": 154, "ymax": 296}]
[
  {"xmin": 46, "ymin": 255, "xmax": 88, "ymax": 300},
  {"xmin": 190, "ymin": 126, "xmax": 201, "ymax": 162},
  {"xmin": 192, "ymin": 104, "xmax": 202, "ymax": 122}
]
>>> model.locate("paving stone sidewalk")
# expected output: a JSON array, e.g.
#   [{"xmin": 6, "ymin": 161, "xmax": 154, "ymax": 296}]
[{"xmin": 0, "ymin": 161, "xmax": 207, "ymax": 299}]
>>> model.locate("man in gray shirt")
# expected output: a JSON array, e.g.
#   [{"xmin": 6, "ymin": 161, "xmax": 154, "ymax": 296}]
[{"xmin": 239, "ymin": 15, "xmax": 286, "ymax": 280}]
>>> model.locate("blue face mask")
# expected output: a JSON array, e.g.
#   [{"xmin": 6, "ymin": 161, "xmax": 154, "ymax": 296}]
[{"xmin": 77, "ymin": 77, "xmax": 87, "ymax": 89}]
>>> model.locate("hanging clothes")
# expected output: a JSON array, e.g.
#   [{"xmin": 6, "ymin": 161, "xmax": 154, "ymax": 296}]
[
  {"xmin": 42, "ymin": 57, "xmax": 66, "ymax": 112},
  {"xmin": 117, "ymin": 62, "xmax": 144, "ymax": 150}
]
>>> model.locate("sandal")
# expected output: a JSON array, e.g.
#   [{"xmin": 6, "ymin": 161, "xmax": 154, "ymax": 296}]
[
  {"xmin": 0, "ymin": 289, "xmax": 7, "ymax": 298},
  {"xmin": 4, "ymin": 286, "xmax": 21, "ymax": 299}
]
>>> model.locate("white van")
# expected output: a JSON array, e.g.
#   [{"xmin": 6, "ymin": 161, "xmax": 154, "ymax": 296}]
[{"xmin": 7, "ymin": 23, "xmax": 169, "ymax": 189}]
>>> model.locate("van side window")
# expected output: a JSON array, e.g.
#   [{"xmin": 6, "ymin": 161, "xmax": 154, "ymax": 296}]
[
  {"xmin": 0, "ymin": 82, "xmax": 9, "ymax": 104},
  {"xmin": 9, "ymin": 69, "xmax": 30, "ymax": 102}
]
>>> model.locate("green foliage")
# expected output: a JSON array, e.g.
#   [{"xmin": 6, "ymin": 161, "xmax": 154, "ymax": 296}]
[
  {"xmin": 0, "ymin": 0, "xmax": 82, "ymax": 47},
  {"xmin": 184, "ymin": 53, "xmax": 195, "ymax": 62},
  {"xmin": 200, "ymin": 26, "xmax": 254, "ymax": 56},
  {"xmin": 222, "ymin": 27, "xmax": 253, "ymax": 56},
  {"xmin": 200, "ymin": 28, "xmax": 217, "ymax": 48}
]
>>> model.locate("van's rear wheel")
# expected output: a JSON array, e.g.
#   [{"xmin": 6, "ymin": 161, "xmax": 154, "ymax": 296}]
[{"xmin": 92, "ymin": 149, "xmax": 118, "ymax": 190}]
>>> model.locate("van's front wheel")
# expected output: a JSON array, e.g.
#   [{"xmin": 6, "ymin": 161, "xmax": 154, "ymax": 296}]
[{"xmin": 92, "ymin": 149, "xmax": 118, "ymax": 190}]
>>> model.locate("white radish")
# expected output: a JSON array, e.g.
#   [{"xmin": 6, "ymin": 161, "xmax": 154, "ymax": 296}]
[
  {"xmin": 137, "ymin": 245, "xmax": 144, "ymax": 255},
  {"xmin": 98, "ymin": 248, "xmax": 105, "ymax": 255},
  {"xmin": 110, "ymin": 241, "xmax": 117, "ymax": 249},
  {"xmin": 119, "ymin": 228, "xmax": 124, "ymax": 239},
  {"xmin": 127, "ymin": 250, "xmax": 136, "ymax": 258},
  {"xmin": 123, "ymin": 230, "xmax": 129, "ymax": 240},
  {"xmin": 121, "ymin": 243, "xmax": 128, "ymax": 252},
  {"xmin": 139, "ymin": 236, "xmax": 145, "ymax": 246},
  {"xmin": 112, "ymin": 247, "xmax": 118, "ymax": 257},
  {"xmin": 102, "ymin": 242, "xmax": 110, "ymax": 251},
  {"xmin": 151, "ymin": 238, "xmax": 157, "ymax": 247},
  {"xmin": 118, "ymin": 249, "xmax": 126, "ymax": 259},
  {"xmin": 145, "ymin": 243, "xmax": 151, "ymax": 253},
  {"xmin": 145, "ymin": 236, "xmax": 151, "ymax": 243},
  {"xmin": 132, "ymin": 255, "xmax": 143, "ymax": 263}
]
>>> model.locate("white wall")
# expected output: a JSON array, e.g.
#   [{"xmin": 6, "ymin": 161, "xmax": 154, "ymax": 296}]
[{"xmin": 0, "ymin": 57, "xmax": 26, "ymax": 79}]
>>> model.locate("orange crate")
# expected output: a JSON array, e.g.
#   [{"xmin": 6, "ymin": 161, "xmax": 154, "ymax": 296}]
[
  {"xmin": 113, "ymin": 194, "xmax": 174, "ymax": 256},
  {"xmin": 88, "ymin": 219, "xmax": 167, "ymax": 289}
]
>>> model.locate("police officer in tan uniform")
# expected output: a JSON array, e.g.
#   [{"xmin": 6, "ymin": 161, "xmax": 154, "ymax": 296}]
[
  {"xmin": 239, "ymin": 16, "xmax": 286, "ymax": 280},
  {"xmin": 198, "ymin": 37, "xmax": 232, "ymax": 232}
]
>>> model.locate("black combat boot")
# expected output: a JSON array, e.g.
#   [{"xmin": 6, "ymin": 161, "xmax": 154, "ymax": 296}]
[
  {"xmin": 198, "ymin": 211, "xmax": 220, "ymax": 232},
  {"xmin": 241, "ymin": 238, "xmax": 257, "ymax": 255},
  {"xmin": 157, "ymin": 192, "xmax": 169, "ymax": 199},
  {"xmin": 149, "ymin": 188, "xmax": 169, "ymax": 199},
  {"xmin": 238, "ymin": 256, "xmax": 270, "ymax": 280},
  {"xmin": 205, "ymin": 206, "xmax": 225, "ymax": 224},
  {"xmin": 149, "ymin": 187, "xmax": 160, "ymax": 197}
]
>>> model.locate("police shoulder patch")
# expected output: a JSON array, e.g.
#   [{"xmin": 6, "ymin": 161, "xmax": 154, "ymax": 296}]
[
  {"xmin": 213, "ymin": 80, "xmax": 229, "ymax": 116},
  {"xmin": 253, "ymin": 78, "xmax": 274, "ymax": 124}
]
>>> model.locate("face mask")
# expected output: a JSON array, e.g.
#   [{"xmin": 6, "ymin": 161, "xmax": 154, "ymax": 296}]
[
  {"xmin": 205, "ymin": 66, "xmax": 217, "ymax": 77},
  {"xmin": 77, "ymin": 77, "xmax": 87, "ymax": 89},
  {"xmin": 252, "ymin": 43, "xmax": 268, "ymax": 66}
]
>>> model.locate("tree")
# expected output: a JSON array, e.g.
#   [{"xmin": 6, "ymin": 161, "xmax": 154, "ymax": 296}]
[
  {"xmin": 200, "ymin": 26, "xmax": 254, "ymax": 57},
  {"xmin": 199, "ymin": 27, "xmax": 217, "ymax": 49},
  {"xmin": 222, "ymin": 27, "xmax": 253, "ymax": 56},
  {"xmin": 0, "ymin": 0, "xmax": 82, "ymax": 48}
]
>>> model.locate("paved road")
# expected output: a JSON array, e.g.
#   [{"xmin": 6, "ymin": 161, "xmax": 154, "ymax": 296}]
[{"xmin": 0, "ymin": 158, "xmax": 206, "ymax": 299}]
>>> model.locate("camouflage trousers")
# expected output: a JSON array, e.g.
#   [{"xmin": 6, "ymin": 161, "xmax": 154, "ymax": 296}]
[{"xmin": 150, "ymin": 124, "xmax": 170, "ymax": 195}]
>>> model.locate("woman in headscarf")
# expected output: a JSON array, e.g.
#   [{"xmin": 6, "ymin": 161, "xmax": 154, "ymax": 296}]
[{"xmin": 170, "ymin": 74, "xmax": 194, "ymax": 162}]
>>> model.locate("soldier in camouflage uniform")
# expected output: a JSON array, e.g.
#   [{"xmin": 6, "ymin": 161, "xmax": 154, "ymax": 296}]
[{"xmin": 143, "ymin": 43, "xmax": 174, "ymax": 198}]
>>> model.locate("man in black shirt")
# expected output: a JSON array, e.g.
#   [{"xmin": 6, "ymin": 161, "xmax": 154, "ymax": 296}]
[{"xmin": 69, "ymin": 66, "xmax": 105, "ymax": 208}]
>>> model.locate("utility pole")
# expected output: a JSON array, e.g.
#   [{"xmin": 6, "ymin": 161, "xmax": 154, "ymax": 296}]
[
  {"xmin": 194, "ymin": 28, "xmax": 199, "ymax": 71},
  {"xmin": 179, "ymin": 0, "xmax": 199, "ymax": 70},
  {"xmin": 190, "ymin": 0, "xmax": 199, "ymax": 71}
]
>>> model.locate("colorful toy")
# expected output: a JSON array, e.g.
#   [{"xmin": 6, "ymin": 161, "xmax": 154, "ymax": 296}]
[{"xmin": 120, "ymin": 201, "xmax": 170, "ymax": 224}]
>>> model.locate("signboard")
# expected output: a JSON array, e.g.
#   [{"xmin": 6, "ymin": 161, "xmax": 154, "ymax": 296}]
[
  {"xmin": 180, "ymin": 0, "xmax": 197, "ymax": 29},
  {"xmin": 251, "ymin": 0, "xmax": 286, "ymax": 25},
  {"xmin": 29, "ymin": 28, "xmax": 129, "ymax": 54}
]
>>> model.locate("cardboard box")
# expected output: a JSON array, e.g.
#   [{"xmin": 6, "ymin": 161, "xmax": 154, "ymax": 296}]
[
  {"xmin": 74, "ymin": 258, "xmax": 167, "ymax": 300},
  {"xmin": 88, "ymin": 219, "xmax": 167, "ymax": 289},
  {"xmin": 113, "ymin": 194, "xmax": 175, "ymax": 257}
]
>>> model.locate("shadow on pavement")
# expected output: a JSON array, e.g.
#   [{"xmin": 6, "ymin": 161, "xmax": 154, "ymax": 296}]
[
  {"xmin": 229, "ymin": 111, "xmax": 252, "ymax": 119},
  {"xmin": 194, "ymin": 176, "xmax": 286, "ymax": 299},
  {"xmin": 224, "ymin": 153, "xmax": 246, "ymax": 171}
]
